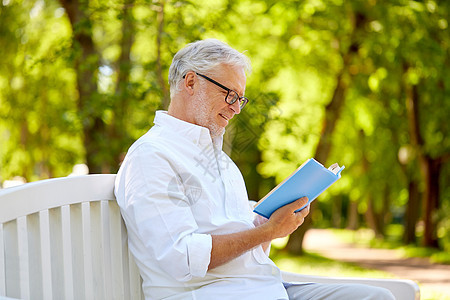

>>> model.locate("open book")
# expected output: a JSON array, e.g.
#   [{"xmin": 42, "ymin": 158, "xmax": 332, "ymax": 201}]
[{"xmin": 253, "ymin": 158, "xmax": 345, "ymax": 219}]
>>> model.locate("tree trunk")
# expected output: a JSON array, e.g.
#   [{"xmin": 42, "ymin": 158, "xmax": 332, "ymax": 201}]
[
  {"xmin": 404, "ymin": 179, "xmax": 420, "ymax": 244},
  {"xmin": 382, "ymin": 185, "xmax": 391, "ymax": 229},
  {"xmin": 284, "ymin": 11, "xmax": 367, "ymax": 255},
  {"xmin": 19, "ymin": 121, "xmax": 31, "ymax": 181},
  {"xmin": 285, "ymin": 65, "xmax": 349, "ymax": 254},
  {"xmin": 347, "ymin": 200, "xmax": 359, "ymax": 230},
  {"xmin": 332, "ymin": 195, "xmax": 342, "ymax": 228},
  {"xmin": 365, "ymin": 195, "xmax": 384, "ymax": 238},
  {"xmin": 155, "ymin": 0, "xmax": 170, "ymax": 110},
  {"xmin": 60, "ymin": 0, "xmax": 104, "ymax": 173},
  {"xmin": 38, "ymin": 88, "xmax": 52, "ymax": 178},
  {"xmin": 111, "ymin": 0, "xmax": 135, "ymax": 171},
  {"xmin": 421, "ymin": 157, "xmax": 441, "ymax": 248},
  {"xmin": 404, "ymin": 73, "xmax": 441, "ymax": 248}
]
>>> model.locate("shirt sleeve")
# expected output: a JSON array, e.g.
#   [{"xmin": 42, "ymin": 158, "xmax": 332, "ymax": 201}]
[
  {"xmin": 249, "ymin": 201, "xmax": 271, "ymax": 256},
  {"xmin": 116, "ymin": 142, "xmax": 212, "ymax": 281}
]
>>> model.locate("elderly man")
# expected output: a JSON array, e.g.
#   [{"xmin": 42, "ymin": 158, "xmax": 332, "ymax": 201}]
[{"xmin": 115, "ymin": 39, "xmax": 394, "ymax": 300}]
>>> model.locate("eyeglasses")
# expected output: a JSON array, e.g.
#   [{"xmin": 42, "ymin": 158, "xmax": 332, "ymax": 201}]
[{"xmin": 183, "ymin": 72, "xmax": 249, "ymax": 110}]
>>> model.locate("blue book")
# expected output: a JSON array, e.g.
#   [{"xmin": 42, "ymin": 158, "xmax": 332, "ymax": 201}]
[{"xmin": 253, "ymin": 158, "xmax": 345, "ymax": 219}]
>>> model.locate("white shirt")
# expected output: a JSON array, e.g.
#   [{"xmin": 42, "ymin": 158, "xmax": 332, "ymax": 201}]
[{"xmin": 115, "ymin": 111, "xmax": 288, "ymax": 300}]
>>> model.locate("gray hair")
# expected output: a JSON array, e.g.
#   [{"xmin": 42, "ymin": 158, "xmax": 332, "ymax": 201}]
[{"xmin": 168, "ymin": 39, "xmax": 251, "ymax": 96}]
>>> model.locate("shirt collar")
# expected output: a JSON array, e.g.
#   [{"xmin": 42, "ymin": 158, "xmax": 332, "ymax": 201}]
[{"xmin": 154, "ymin": 110, "xmax": 224, "ymax": 149}]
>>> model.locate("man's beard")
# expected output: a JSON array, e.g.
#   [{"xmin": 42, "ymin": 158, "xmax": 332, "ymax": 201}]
[{"xmin": 195, "ymin": 90, "xmax": 225, "ymax": 138}]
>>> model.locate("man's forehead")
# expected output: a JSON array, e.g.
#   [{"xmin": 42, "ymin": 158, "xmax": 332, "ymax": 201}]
[{"xmin": 213, "ymin": 64, "xmax": 246, "ymax": 93}]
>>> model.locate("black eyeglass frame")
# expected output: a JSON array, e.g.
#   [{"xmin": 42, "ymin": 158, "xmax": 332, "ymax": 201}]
[{"xmin": 183, "ymin": 72, "xmax": 249, "ymax": 109}]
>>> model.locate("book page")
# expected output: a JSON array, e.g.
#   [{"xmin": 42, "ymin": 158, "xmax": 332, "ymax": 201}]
[{"xmin": 328, "ymin": 163, "xmax": 341, "ymax": 175}]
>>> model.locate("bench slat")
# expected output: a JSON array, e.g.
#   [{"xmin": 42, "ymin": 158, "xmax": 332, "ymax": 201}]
[
  {"xmin": 61, "ymin": 205, "xmax": 74, "ymax": 300},
  {"xmin": 0, "ymin": 225, "xmax": 5, "ymax": 295},
  {"xmin": 110, "ymin": 201, "xmax": 126, "ymax": 298},
  {"xmin": 17, "ymin": 217, "xmax": 29, "ymax": 299},
  {"xmin": 81, "ymin": 202, "xmax": 94, "ymax": 300},
  {"xmin": 48, "ymin": 207, "xmax": 65, "ymax": 300},
  {"xmin": 26, "ymin": 213, "xmax": 43, "ymax": 299},
  {"xmin": 39, "ymin": 210, "xmax": 53, "ymax": 300}
]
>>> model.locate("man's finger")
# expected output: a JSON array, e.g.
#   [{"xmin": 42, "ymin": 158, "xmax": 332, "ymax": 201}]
[
  {"xmin": 296, "ymin": 204, "xmax": 310, "ymax": 217},
  {"xmin": 290, "ymin": 197, "xmax": 309, "ymax": 211}
]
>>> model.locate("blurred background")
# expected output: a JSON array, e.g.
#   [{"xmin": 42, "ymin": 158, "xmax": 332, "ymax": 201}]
[{"xmin": 0, "ymin": 0, "xmax": 449, "ymax": 298}]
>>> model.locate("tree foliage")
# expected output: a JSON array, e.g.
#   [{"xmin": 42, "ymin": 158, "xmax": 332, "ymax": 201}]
[{"xmin": 1, "ymin": 0, "xmax": 449, "ymax": 252}]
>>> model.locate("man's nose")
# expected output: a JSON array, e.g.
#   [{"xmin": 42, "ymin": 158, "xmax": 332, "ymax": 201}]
[{"xmin": 230, "ymin": 99, "xmax": 241, "ymax": 114}]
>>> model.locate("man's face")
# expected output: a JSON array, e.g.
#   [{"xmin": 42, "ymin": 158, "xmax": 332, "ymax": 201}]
[{"xmin": 193, "ymin": 64, "xmax": 246, "ymax": 138}]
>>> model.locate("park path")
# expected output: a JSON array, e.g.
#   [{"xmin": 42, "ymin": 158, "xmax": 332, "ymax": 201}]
[{"xmin": 303, "ymin": 229, "xmax": 450, "ymax": 297}]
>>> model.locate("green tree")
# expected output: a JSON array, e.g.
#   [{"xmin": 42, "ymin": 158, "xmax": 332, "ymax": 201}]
[
  {"xmin": 0, "ymin": 0, "xmax": 83, "ymax": 181},
  {"xmin": 1, "ymin": 0, "xmax": 449, "ymax": 253}
]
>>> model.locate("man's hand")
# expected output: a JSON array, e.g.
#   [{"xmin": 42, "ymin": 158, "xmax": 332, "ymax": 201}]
[
  {"xmin": 265, "ymin": 197, "xmax": 310, "ymax": 240},
  {"xmin": 209, "ymin": 197, "xmax": 310, "ymax": 270}
]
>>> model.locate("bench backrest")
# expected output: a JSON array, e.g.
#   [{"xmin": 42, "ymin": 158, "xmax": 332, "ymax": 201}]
[
  {"xmin": 0, "ymin": 175, "xmax": 421, "ymax": 300},
  {"xmin": 0, "ymin": 175, "xmax": 144, "ymax": 300}
]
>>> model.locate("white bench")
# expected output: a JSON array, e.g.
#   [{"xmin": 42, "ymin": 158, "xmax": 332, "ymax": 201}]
[{"xmin": 0, "ymin": 175, "xmax": 420, "ymax": 299}]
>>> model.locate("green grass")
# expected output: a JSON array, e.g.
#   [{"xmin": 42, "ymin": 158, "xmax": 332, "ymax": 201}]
[
  {"xmin": 330, "ymin": 227, "xmax": 450, "ymax": 264},
  {"xmin": 399, "ymin": 245, "xmax": 450, "ymax": 264},
  {"xmin": 271, "ymin": 251, "xmax": 394, "ymax": 279},
  {"xmin": 271, "ymin": 250, "xmax": 450, "ymax": 300}
]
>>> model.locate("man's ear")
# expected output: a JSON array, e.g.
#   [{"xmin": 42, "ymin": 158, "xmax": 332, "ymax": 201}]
[{"xmin": 184, "ymin": 72, "xmax": 196, "ymax": 95}]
